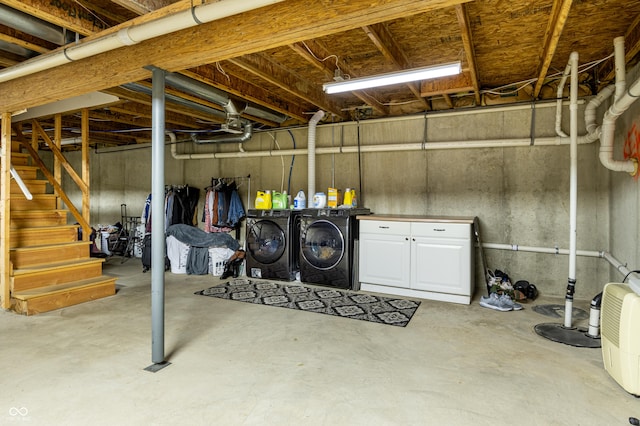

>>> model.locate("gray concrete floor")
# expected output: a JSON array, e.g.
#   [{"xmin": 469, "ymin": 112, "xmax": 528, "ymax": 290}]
[{"xmin": 1, "ymin": 258, "xmax": 638, "ymax": 426}]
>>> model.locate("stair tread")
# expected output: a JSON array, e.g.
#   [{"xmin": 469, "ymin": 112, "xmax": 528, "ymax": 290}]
[
  {"xmin": 12, "ymin": 276, "xmax": 117, "ymax": 299},
  {"xmin": 11, "ymin": 241, "xmax": 90, "ymax": 252},
  {"xmin": 13, "ymin": 257, "xmax": 105, "ymax": 275},
  {"xmin": 12, "ymin": 224, "xmax": 78, "ymax": 231},
  {"xmin": 10, "ymin": 209, "xmax": 67, "ymax": 214},
  {"xmin": 12, "ymin": 165, "xmax": 38, "ymax": 170}
]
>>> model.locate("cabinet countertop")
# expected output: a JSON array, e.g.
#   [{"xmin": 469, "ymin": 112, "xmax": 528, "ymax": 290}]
[{"xmin": 357, "ymin": 214, "xmax": 476, "ymax": 224}]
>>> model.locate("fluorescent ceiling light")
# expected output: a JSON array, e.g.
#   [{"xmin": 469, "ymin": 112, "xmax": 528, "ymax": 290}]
[{"xmin": 323, "ymin": 62, "xmax": 462, "ymax": 94}]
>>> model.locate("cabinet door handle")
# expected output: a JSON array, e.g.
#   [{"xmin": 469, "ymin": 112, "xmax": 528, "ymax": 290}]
[{"xmin": 405, "ymin": 237, "xmax": 409, "ymax": 241}]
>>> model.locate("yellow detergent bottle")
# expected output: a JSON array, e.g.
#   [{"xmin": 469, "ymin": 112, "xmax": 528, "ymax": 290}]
[
  {"xmin": 343, "ymin": 188, "xmax": 357, "ymax": 207},
  {"xmin": 255, "ymin": 190, "xmax": 272, "ymax": 209}
]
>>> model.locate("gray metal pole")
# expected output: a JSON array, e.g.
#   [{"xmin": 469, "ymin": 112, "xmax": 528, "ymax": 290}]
[{"xmin": 151, "ymin": 67, "xmax": 166, "ymax": 364}]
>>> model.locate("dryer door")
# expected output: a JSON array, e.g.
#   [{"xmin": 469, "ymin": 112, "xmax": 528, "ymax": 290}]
[
  {"xmin": 247, "ymin": 219, "xmax": 286, "ymax": 264},
  {"xmin": 301, "ymin": 219, "xmax": 345, "ymax": 270}
]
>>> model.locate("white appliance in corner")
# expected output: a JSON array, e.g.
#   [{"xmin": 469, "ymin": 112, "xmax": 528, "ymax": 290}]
[{"xmin": 601, "ymin": 282, "xmax": 640, "ymax": 396}]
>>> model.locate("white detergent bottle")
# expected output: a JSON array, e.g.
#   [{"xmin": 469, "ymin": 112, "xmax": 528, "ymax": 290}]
[{"xmin": 294, "ymin": 190, "xmax": 306, "ymax": 209}]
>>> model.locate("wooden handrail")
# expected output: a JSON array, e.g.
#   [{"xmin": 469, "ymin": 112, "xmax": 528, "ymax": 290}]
[
  {"xmin": 32, "ymin": 121, "xmax": 88, "ymax": 193},
  {"xmin": 18, "ymin": 140, "xmax": 90, "ymax": 234},
  {"xmin": 12, "ymin": 119, "xmax": 92, "ymax": 241}
]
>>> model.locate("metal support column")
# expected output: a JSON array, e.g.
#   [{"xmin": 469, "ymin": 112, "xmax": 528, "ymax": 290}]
[{"xmin": 147, "ymin": 67, "xmax": 170, "ymax": 371}]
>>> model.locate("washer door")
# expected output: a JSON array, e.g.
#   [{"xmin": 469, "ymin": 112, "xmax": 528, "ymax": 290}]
[
  {"xmin": 301, "ymin": 219, "xmax": 344, "ymax": 270},
  {"xmin": 247, "ymin": 219, "xmax": 286, "ymax": 264}
]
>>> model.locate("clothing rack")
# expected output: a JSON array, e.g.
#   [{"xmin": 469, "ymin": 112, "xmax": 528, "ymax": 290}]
[
  {"xmin": 204, "ymin": 175, "xmax": 250, "ymax": 240},
  {"xmin": 207, "ymin": 174, "xmax": 251, "ymax": 210}
]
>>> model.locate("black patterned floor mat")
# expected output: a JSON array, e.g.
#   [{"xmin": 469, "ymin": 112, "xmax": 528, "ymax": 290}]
[{"xmin": 195, "ymin": 278, "xmax": 421, "ymax": 327}]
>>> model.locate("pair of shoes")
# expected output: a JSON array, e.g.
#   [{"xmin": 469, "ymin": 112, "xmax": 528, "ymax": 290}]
[
  {"xmin": 495, "ymin": 269, "xmax": 513, "ymax": 291},
  {"xmin": 514, "ymin": 280, "xmax": 539, "ymax": 300},
  {"xmin": 220, "ymin": 250, "xmax": 246, "ymax": 280},
  {"xmin": 479, "ymin": 293, "xmax": 523, "ymax": 312},
  {"xmin": 499, "ymin": 293, "xmax": 523, "ymax": 311}
]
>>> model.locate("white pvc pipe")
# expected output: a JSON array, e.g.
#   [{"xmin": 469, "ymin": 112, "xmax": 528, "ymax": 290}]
[
  {"xmin": 599, "ymin": 37, "xmax": 640, "ymax": 175},
  {"xmin": 555, "ymin": 62, "xmax": 572, "ymax": 138},
  {"xmin": 170, "ymin": 136, "xmax": 592, "ymax": 160},
  {"xmin": 307, "ymin": 110, "xmax": 325, "ymax": 202},
  {"xmin": 481, "ymin": 242, "xmax": 602, "ymax": 258},
  {"xmin": 614, "ymin": 36, "xmax": 626, "ymax": 102},
  {"xmin": 0, "ymin": 0, "xmax": 284, "ymax": 83},
  {"xmin": 482, "ymin": 242, "xmax": 635, "ymax": 278},
  {"xmin": 602, "ymin": 251, "xmax": 633, "ymax": 278},
  {"xmin": 583, "ymin": 85, "xmax": 615, "ymax": 137},
  {"xmin": 565, "ymin": 51, "xmax": 579, "ymax": 328}
]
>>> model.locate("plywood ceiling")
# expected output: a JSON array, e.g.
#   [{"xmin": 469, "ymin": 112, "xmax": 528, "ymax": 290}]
[{"xmin": 1, "ymin": 0, "xmax": 639, "ymax": 148}]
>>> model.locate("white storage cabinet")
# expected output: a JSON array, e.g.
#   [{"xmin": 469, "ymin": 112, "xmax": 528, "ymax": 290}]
[{"xmin": 358, "ymin": 216, "xmax": 475, "ymax": 304}]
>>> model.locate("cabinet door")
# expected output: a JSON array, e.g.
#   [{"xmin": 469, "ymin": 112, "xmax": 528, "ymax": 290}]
[
  {"xmin": 359, "ymin": 233, "xmax": 411, "ymax": 288},
  {"xmin": 411, "ymin": 236, "xmax": 471, "ymax": 296}
]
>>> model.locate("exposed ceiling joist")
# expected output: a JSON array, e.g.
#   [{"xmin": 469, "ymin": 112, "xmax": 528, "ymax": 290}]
[
  {"xmin": 455, "ymin": 4, "xmax": 480, "ymax": 105},
  {"xmin": 533, "ymin": 0, "xmax": 573, "ymax": 98},
  {"xmin": 227, "ymin": 54, "xmax": 347, "ymax": 119},
  {"xmin": 362, "ymin": 23, "xmax": 429, "ymax": 109},
  {"xmin": 1, "ymin": 0, "xmax": 640, "ymax": 149},
  {"xmin": 110, "ymin": 0, "xmax": 172, "ymax": 16}
]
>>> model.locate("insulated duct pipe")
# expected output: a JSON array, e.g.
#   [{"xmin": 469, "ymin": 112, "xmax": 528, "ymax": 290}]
[
  {"xmin": 164, "ymin": 72, "xmax": 231, "ymax": 109},
  {"xmin": 599, "ymin": 37, "xmax": 639, "ymax": 175},
  {"xmin": 0, "ymin": 0, "xmax": 284, "ymax": 84},
  {"xmin": 164, "ymin": 72, "xmax": 287, "ymax": 124},
  {"xmin": 122, "ymin": 82, "xmax": 227, "ymax": 121},
  {"xmin": 308, "ymin": 110, "xmax": 325, "ymax": 202},
  {"xmin": 191, "ymin": 122, "xmax": 253, "ymax": 144},
  {"xmin": 565, "ymin": 51, "xmax": 579, "ymax": 329},
  {"xmin": 0, "ymin": 4, "xmax": 75, "ymax": 46}
]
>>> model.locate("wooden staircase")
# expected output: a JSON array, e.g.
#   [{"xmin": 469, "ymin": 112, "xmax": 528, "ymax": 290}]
[{"xmin": 5, "ymin": 147, "xmax": 117, "ymax": 315}]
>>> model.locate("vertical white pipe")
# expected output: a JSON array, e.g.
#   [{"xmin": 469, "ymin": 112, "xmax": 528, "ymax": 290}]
[
  {"xmin": 151, "ymin": 67, "xmax": 166, "ymax": 364},
  {"xmin": 598, "ymin": 36, "xmax": 639, "ymax": 175},
  {"xmin": 555, "ymin": 63, "xmax": 571, "ymax": 137},
  {"xmin": 565, "ymin": 51, "xmax": 579, "ymax": 329},
  {"xmin": 307, "ymin": 110, "xmax": 325, "ymax": 203},
  {"xmin": 614, "ymin": 36, "xmax": 626, "ymax": 102}
]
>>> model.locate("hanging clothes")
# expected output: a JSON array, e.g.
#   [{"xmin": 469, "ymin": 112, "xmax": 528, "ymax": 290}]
[
  {"xmin": 142, "ymin": 185, "xmax": 200, "ymax": 233},
  {"xmin": 202, "ymin": 178, "xmax": 245, "ymax": 233}
]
